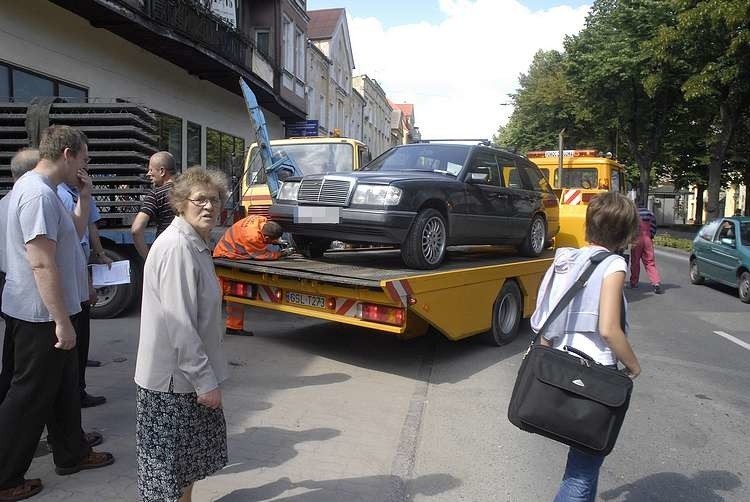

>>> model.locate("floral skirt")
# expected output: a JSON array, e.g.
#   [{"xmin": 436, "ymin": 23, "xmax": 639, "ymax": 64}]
[{"xmin": 136, "ymin": 385, "xmax": 228, "ymax": 502}]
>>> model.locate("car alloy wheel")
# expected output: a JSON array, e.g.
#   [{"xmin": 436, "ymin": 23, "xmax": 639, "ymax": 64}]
[
  {"xmin": 739, "ymin": 271, "xmax": 750, "ymax": 304},
  {"xmin": 530, "ymin": 217, "xmax": 546, "ymax": 254},
  {"xmin": 421, "ymin": 216, "xmax": 446, "ymax": 265}
]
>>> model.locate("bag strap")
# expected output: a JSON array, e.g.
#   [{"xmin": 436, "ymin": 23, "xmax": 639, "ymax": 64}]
[{"xmin": 532, "ymin": 251, "xmax": 613, "ymax": 343}]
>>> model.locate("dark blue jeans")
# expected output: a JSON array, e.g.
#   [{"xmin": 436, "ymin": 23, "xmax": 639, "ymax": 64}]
[{"xmin": 553, "ymin": 447, "xmax": 605, "ymax": 502}]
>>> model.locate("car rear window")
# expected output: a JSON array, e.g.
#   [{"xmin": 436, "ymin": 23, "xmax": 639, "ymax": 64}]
[{"xmin": 741, "ymin": 222, "xmax": 750, "ymax": 246}]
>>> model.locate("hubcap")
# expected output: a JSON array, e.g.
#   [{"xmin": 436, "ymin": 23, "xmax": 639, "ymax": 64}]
[
  {"xmin": 690, "ymin": 262, "xmax": 699, "ymax": 280},
  {"xmin": 531, "ymin": 218, "xmax": 545, "ymax": 253},
  {"xmin": 497, "ymin": 294, "xmax": 518, "ymax": 334},
  {"xmin": 95, "ymin": 286, "xmax": 116, "ymax": 308},
  {"xmin": 421, "ymin": 216, "xmax": 446, "ymax": 264},
  {"xmin": 740, "ymin": 275, "xmax": 750, "ymax": 299}
]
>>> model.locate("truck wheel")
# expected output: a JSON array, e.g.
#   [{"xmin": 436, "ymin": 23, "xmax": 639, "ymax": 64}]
[
  {"xmin": 486, "ymin": 280, "xmax": 522, "ymax": 346},
  {"xmin": 401, "ymin": 208, "xmax": 447, "ymax": 269},
  {"xmin": 293, "ymin": 235, "xmax": 331, "ymax": 258},
  {"xmin": 519, "ymin": 214, "xmax": 547, "ymax": 257},
  {"xmin": 90, "ymin": 248, "xmax": 138, "ymax": 319},
  {"xmin": 738, "ymin": 271, "xmax": 750, "ymax": 304},
  {"xmin": 689, "ymin": 258, "xmax": 705, "ymax": 285}
]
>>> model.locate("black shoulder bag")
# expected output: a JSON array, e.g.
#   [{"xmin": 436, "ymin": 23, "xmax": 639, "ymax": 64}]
[{"xmin": 507, "ymin": 252, "xmax": 633, "ymax": 456}]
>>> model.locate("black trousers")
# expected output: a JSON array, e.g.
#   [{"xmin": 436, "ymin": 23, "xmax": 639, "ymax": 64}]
[
  {"xmin": 77, "ymin": 302, "xmax": 91, "ymax": 396},
  {"xmin": 0, "ymin": 314, "xmax": 88, "ymax": 490},
  {"xmin": 0, "ymin": 273, "xmax": 10, "ymax": 402}
]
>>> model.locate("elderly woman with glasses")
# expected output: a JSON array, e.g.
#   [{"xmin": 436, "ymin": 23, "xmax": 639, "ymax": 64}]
[{"xmin": 134, "ymin": 166, "xmax": 229, "ymax": 502}]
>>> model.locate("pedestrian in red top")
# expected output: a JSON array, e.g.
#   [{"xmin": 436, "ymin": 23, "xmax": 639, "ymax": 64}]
[
  {"xmin": 629, "ymin": 205, "xmax": 663, "ymax": 294},
  {"xmin": 213, "ymin": 215, "xmax": 293, "ymax": 335}
]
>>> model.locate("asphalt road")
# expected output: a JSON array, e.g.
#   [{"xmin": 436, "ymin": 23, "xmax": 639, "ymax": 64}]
[{"xmin": 1, "ymin": 246, "xmax": 748, "ymax": 501}]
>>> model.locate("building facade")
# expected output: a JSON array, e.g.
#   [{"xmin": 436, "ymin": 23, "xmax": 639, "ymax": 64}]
[
  {"xmin": 0, "ymin": 0, "xmax": 307, "ymax": 185},
  {"xmin": 353, "ymin": 75, "xmax": 392, "ymax": 157},
  {"xmin": 305, "ymin": 8, "xmax": 363, "ymax": 140}
]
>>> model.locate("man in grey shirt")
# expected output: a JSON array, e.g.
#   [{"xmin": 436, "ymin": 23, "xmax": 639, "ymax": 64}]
[
  {"xmin": 0, "ymin": 148, "xmax": 39, "ymax": 403},
  {"xmin": 0, "ymin": 126, "xmax": 114, "ymax": 501}
]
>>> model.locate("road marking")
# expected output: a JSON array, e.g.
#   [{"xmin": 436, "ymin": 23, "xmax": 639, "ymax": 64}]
[{"xmin": 714, "ymin": 330, "xmax": 750, "ymax": 351}]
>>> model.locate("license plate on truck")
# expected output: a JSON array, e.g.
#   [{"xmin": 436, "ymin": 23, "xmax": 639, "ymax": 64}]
[{"xmin": 286, "ymin": 291, "xmax": 326, "ymax": 309}]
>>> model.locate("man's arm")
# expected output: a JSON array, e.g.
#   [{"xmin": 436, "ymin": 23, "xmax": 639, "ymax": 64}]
[
  {"xmin": 88, "ymin": 223, "xmax": 113, "ymax": 266},
  {"xmin": 71, "ymin": 169, "xmax": 92, "ymax": 239},
  {"xmin": 131, "ymin": 212, "xmax": 151, "ymax": 259},
  {"xmin": 26, "ymin": 236, "xmax": 76, "ymax": 350}
]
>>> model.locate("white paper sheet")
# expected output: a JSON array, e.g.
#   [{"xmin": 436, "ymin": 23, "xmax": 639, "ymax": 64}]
[{"xmin": 91, "ymin": 260, "xmax": 131, "ymax": 287}]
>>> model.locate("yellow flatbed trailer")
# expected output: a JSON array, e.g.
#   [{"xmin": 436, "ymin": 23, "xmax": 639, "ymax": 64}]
[{"xmin": 214, "ymin": 247, "xmax": 553, "ymax": 344}]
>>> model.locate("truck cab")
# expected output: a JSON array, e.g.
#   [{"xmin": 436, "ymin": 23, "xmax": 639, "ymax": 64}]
[
  {"xmin": 528, "ymin": 149, "xmax": 627, "ymax": 247},
  {"xmin": 242, "ymin": 137, "xmax": 370, "ymax": 216}
]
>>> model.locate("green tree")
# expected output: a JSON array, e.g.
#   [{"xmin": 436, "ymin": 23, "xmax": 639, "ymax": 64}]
[
  {"xmin": 652, "ymin": 0, "xmax": 750, "ymax": 219},
  {"xmin": 494, "ymin": 50, "xmax": 605, "ymax": 153},
  {"xmin": 565, "ymin": 0, "xmax": 684, "ymax": 205}
]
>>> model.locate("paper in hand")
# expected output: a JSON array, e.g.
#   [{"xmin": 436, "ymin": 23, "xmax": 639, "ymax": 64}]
[{"xmin": 91, "ymin": 260, "xmax": 131, "ymax": 287}]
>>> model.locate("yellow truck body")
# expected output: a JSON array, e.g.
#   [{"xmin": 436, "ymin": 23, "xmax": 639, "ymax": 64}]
[
  {"xmin": 215, "ymin": 248, "xmax": 553, "ymax": 343},
  {"xmin": 528, "ymin": 150, "xmax": 627, "ymax": 248},
  {"xmin": 241, "ymin": 137, "xmax": 369, "ymax": 216}
]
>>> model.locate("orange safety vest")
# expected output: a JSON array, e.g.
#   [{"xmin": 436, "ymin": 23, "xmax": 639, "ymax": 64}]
[{"xmin": 213, "ymin": 215, "xmax": 282, "ymax": 261}]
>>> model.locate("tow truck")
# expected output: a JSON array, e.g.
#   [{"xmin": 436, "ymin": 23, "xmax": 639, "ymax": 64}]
[
  {"xmin": 212, "ymin": 80, "xmax": 554, "ymax": 344},
  {"xmin": 528, "ymin": 149, "xmax": 628, "ymax": 248}
]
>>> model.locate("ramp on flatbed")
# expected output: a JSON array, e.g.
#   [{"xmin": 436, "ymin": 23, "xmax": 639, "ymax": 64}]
[{"xmin": 214, "ymin": 247, "xmax": 554, "ymax": 288}]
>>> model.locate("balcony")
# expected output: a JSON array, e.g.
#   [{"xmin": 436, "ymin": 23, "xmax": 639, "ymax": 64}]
[{"xmin": 48, "ymin": 0, "xmax": 305, "ymax": 120}]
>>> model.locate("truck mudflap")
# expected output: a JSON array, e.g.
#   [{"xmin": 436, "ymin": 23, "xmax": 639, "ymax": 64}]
[{"xmin": 214, "ymin": 248, "xmax": 553, "ymax": 341}]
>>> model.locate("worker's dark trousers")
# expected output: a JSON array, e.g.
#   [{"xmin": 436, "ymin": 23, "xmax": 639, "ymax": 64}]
[
  {"xmin": 0, "ymin": 272, "xmax": 10, "ymax": 402},
  {"xmin": 77, "ymin": 302, "xmax": 91, "ymax": 397},
  {"xmin": 0, "ymin": 314, "xmax": 88, "ymax": 490}
]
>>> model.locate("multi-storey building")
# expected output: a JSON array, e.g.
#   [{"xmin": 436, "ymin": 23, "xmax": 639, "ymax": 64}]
[
  {"xmin": 391, "ymin": 102, "xmax": 420, "ymax": 144},
  {"xmin": 0, "ymin": 0, "xmax": 308, "ymax": 184},
  {"xmin": 305, "ymin": 8, "xmax": 362, "ymax": 140},
  {"xmin": 353, "ymin": 75, "xmax": 392, "ymax": 157}
]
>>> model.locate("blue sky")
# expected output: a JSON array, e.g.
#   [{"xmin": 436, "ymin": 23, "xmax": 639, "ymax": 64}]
[
  {"xmin": 306, "ymin": 0, "xmax": 590, "ymax": 29},
  {"xmin": 305, "ymin": 0, "xmax": 591, "ymax": 138}
]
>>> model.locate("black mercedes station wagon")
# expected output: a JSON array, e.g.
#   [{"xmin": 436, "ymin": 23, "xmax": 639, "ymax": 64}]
[{"xmin": 269, "ymin": 143, "xmax": 560, "ymax": 269}]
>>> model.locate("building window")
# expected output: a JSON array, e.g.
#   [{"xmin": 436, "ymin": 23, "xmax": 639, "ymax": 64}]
[
  {"xmin": 0, "ymin": 61, "xmax": 87, "ymax": 102},
  {"xmin": 295, "ymin": 27, "xmax": 305, "ymax": 80},
  {"xmin": 187, "ymin": 122, "xmax": 202, "ymax": 166},
  {"xmin": 207, "ymin": 128, "xmax": 245, "ymax": 206},
  {"xmin": 319, "ymin": 95, "xmax": 325, "ymax": 128},
  {"xmin": 256, "ymin": 29, "xmax": 271, "ymax": 58},
  {"xmin": 153, "ymin": 110, "xmax": 183, "ymax": 172},
  {"xmin": 282, "ymin": 16, "xmax": 294, "ymax": 72}
]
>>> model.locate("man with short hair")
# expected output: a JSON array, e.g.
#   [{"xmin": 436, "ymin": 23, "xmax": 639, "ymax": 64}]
[
  {"xmin": 57, "ymin": 170, "xmax": 111, "ymax": 408},
  {"xmin": 0, "ymin": 126, "xmax": 113, "ymax": 501},
  {"xmin": 131, "ymin": 151, "xmax": 177, "ymax": 258},
  {"xmin": 0, "ymin": 148, "xmax": 39, "ymax": 403},
  {"xmin": 213, "ymin": 215, "xmax": 293, "ymax": 336},
  {"xmin": 630, "ymin": 204, "xmax": 663, "ymax": 294}
]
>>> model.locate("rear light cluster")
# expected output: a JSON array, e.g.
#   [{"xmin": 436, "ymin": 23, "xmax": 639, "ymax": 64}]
[
  {"xmin": 581, "ymin": 193, "xmax": 596, "ymax": 204},
  {"xmin": 222, "ymin": 280, "xmax": 255, "ymax": 299},
  {"xmin": 358, "ymin": 303, "xmax": 405, "ymax": 326}
]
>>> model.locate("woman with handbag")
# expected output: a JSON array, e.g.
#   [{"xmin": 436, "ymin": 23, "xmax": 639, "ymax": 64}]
[{"xmin": 533, "ymin": 192, "xmax": 642, "ymax": 502}]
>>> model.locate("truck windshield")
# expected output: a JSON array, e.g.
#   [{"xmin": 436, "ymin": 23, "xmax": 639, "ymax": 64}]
[
  {"xmin": 248, "ymin": 142, "xmax": 354, "ymax": 184},
  {"xmin": 363, "ymin": 145, "xmax": 468, "ymax": 175},
  {"xmin": 540, "ymin": 168, "xmax": 599, "ymax": 189}
]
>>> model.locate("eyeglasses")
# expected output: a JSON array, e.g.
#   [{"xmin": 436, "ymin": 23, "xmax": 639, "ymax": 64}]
[{"xmin": 187, "ymin": 197, "xmax": 221, "ymax": 207}]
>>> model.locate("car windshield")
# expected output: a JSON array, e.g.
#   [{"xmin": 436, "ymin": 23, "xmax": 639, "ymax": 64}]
[
  {"xmin": 248, "ymin": 142, "xmax": 354, "ymax": 184},
  {"xmin": 741, "ymin": 222, "xmax": 750, "ymax": 246},
  {"xmin": 363, "ymin": 145, "xmax": 469, "ymax": 176}
]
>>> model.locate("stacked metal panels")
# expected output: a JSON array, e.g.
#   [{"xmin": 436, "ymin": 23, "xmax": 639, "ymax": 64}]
[{"xmin": 0, "ymin": 100, "xmax": 157, "ymax": 226}]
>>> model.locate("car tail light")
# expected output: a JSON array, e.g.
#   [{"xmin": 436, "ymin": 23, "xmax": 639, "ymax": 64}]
[
  {"xmin": 358, "ymin": 303, "xmax": 405, "ymax": 326},
  {"xmin": 581, "ymin": 193, "xmax": 597, "ymax": 204},
  {"xmin": 326, "ymin": 298, "xmax": 336, "ymax": 310},
  {"xmin": 274, "ymin": 288, "xmax": 283, "ymax": 303},
  {"xmin": 227, "ymin": 281, "xmax": 255, "ymax": 299}
]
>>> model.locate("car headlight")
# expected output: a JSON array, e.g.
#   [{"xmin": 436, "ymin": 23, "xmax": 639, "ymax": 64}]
[
  {"xmin": 276, "ymin": 181, "xmax": 300, "ymax": 201},
  {"xmin": 352, "ymin": 184, "xmax": 402, "ymax": 206}
]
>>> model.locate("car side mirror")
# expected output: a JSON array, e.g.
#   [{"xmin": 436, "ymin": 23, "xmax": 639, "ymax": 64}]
[
  {"xmin": 468, "ymin": 172, "xmax": 490, "ymax": 184},
  {"xmin": 720, "ymin": 237, "xmax": 736, "ymax": 247}
]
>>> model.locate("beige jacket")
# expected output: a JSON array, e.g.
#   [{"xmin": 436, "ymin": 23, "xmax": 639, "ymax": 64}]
[{"xmin": 135, "ymin": 216, "xmax": 228, "ymax": 394}]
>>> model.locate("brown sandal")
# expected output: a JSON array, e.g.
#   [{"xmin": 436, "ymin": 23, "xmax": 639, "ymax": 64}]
[
  {"xmin": 0, "ymin": 479, "xmax": 43, "ymax": 501},
  {"xmin": 55, "ymin": 451, "xmax": 115, "ymax": 476}
]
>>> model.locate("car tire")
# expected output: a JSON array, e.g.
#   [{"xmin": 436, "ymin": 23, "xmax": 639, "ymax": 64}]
[
  {"xmin": 689, "ymin": 258, "xmax": 705, "ymax": 285},
  {"xmin": 485, "ymin": 280, "xmax": 523, "ymax": 346},
  {"xmin": 401, "ymin": 208, "xmax": 447, "ymax": 269},
  {"xmin": 293, "ymin": 235, "xmax": 330, "ymax": 259},
  {"xmin": 738, "ymin": 271, "xmax": 750, "ymax": 304},
  {"xmin": 90, "ymin": 248, "xmax": 138, "ymax": 319},
  {"xmin": 519, "ymin": 214, "xmax": 547, "ymax": 257}
]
